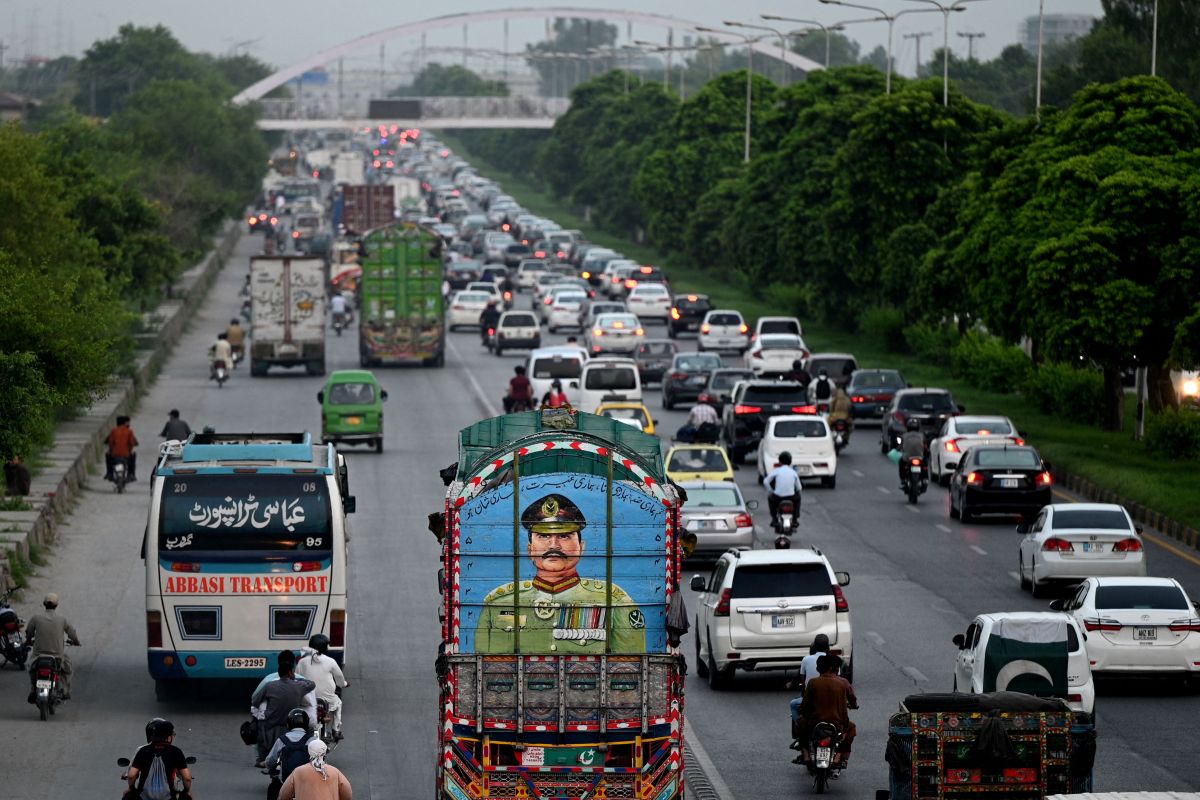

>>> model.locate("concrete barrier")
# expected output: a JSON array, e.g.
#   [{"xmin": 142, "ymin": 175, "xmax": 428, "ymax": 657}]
[
  {"xmin": 1055, "ymin": 468, "xmax": 1199, "ymax": 554},
  {"xmin": 0, "ymin": 219, "xmax": 242, "ymax": 590}
]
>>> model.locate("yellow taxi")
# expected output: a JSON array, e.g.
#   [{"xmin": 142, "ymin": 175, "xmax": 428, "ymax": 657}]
[
  {"xmin": 595, "ymin": 401, "xmax": 656, "ymax": 436},
  {"xmin": 664, "ymin": 444, "xmax": 735, "ymax": 483}
]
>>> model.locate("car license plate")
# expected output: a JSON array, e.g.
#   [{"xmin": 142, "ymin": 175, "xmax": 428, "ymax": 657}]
[
  {"xmin": 225, "ymin": 657, "xmax": 267, "ymax": 669},
  {"xmin": 688, "ymin": 376, "xmax": 706, "ymax": 385},
  {"xmin": 277, "ymin": 343, "xmax": 298, "ymax": 355},
  {"xmin": 36, "ymin": 679, "xmax": 52, "ymax": 690},
  {"xmin": 691, "ymin": 519, "xmax": 711, "ymax": 530},
  {"xmin": 771, "ymin": 614, "xmax": 796, "ymax": 628},
  {"xmin": 1001, "ymin": 478, "xmax": 1019, "ymax": 488},
  {"xmin": 1082, "ymin": 542, "xmax": 1105, "ymax": 553},
  {"xmin": 686, "ymin": 323, "xmax": 698, "ymax": 330},
  {"xmin": 795, "ymin": 466, "xmax": 812, "ymax": 476},
  {"xmin": 1135, "ymin": 627, "xmax": 1157, "ymax": 640},
  {"xmin": 345, "ymin": 416, "xmax": 362, "ymax": 426}
]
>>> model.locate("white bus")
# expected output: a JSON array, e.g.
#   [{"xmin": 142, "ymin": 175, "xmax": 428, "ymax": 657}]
[{"xmin": 145, "ymin": 432, "xmax": 352, "ymax": 696}]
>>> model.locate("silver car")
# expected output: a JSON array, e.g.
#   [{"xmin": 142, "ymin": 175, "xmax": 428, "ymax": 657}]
[{"xmin": 678, "ymin": 480, "xmax": 758, "ymax": 556}]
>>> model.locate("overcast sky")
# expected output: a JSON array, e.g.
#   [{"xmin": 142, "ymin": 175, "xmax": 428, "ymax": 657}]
[{"xmin": 5, "ymin": 0, "xmax": 1104, "ymax": 79}]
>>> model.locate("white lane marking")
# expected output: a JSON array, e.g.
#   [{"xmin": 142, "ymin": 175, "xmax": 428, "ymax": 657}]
[
  {"xmin": 905, "ymin": 505, "xmax": 920, "ymax": 513},
  {"xmin": 902, "ymin": 666, "xmax": 929, "ymax": 683},
  {"xmin": 852, "ymin": 469, "xmax": 864, "ymax": 478},
  {"xmin": 865, "ymin": 631, "xmax": 886, "ymax": 648},
  {"xmin": 876, "ymin": 486, "xmax": 891, "ymax": 495},
  {"xmin": 683, "ymin": 719, "xmax": 736, "ymax": 800},
  {"xmin": 446, "ymin": 336, "xmax": 500, "ymax": 416},
  {"xmin": 970, "ymin": 545, "xmax": 988, "ymax": 556},
  {"xmin": 935, "ymin": 524, "xmax": 952, "ymax": 533},
  {"xmin": 1008, "ymin": 571, "xmax": 1020, "ymax": 581}
]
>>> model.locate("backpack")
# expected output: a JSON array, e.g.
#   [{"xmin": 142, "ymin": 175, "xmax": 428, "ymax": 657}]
[
  {"xmin": 140, "ymin": 749, "xmax": 173, "ymax": 800},
  {"xmin": 279, "ymin": 733, "xmax": 313, "ymax": 782}
]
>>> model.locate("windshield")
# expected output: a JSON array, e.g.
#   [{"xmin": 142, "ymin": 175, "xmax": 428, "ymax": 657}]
[
  {"xmin": 774, "ymin": 419, "xmax": 828, "ymax": 438},
  {"xmin": 532, "ymin": 357, "xmax": 583, "ymax": 379},
  {"xmin": 710, "ymin": 371, "xmax": 753, "ymax": 390},
  {"xmin": 669, "ymin": 450, "xmax": 730, "ymax": 474},
  {"xmin": 675, "ymin": 354, "xmax": 722, "ymax": 372},
  {"xmin": 600, "ymin": 406, "xmax": 648, "ymax": 426},
  {"xmin": 1052, "ymin": 509, "xmax": 1130, "ymax": 530},
  {"xmin": 585, "ymin": 367, "xmax": 637, "ymax": 390},
  {"xmin": 742, "ymin": 385, "xmax": 808, "ymax": 404},
  {"xmin": 681, "ymin": 485, "xmax": 740, "ymax": 506},
  {"xmin": 159, "ymin": 474, "xmax": 332, "ymax": 553},
  {"xmin": 759, "ymin": 320, "xmax": 800, "ymax": 335},
  {"xmin": 502, "ymin": 314, "xmax": 536, "ymax": 327},
  {"xmin": 808, "ymin": 357, "xmax": 856, "ymax": 377},
  {"xmin": 957, "ymin": 419, "xmax": 1013, "ymax": 435},
  {"xmin": 731, "ymin": 564, "xmax": 830, "ymax": 599},
  {"xmin": 849, "ymin": 371, "xmax": 904, "ymax": 390},
  {"xmin": 898, "ymin": 392, "xmax": 955, "ymax": 412},
  {"xmin": 328, "ymin": 383, "xmax": 376, "ymax": 405},
  {"xmin": 707, "ymin": 313, "xmax": 742, "ymax": 326},
  {"xmin": 1094, "ymin": 584, "xmax": 1188, "ymax": 610},
  {"xmin": 973, "ymin": 449, "xmax": 1040, "ymax": 468},
  {"xmin": 675, "ymin": 296, "xmax": 711, "ymax": 311},
  {"xmin": 639, "ymin": 342, "xmax": 676, "ymax": 356}
]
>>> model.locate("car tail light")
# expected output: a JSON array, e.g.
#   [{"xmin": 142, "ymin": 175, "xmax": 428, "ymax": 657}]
[
  {"xmin": 944, "ymin": 439, "xmax": 961, "ymax": 453},
  {"xmin": 147, "ymin": 611, "xmax": 163, "ymax": 648},
  {"xmin": 816, "ymin": 737, "xmax": 832, "ymax": 747},
  {"xmin": 1066, "ymin": 693, "xmax": 1083, "ymax": 703},
  {"xmin": 612, "ymin": 276, "xmax": 620, "ymax": 284},
  {"xmin": 535, "ymin": 251, "xmax": 546, "ymax": 258},
  {"xmin": 910, "ymin": 458, "xmax": 922, "ymax": 466},
  {"xmin": 1042, "ymin": 537, "xmax": 1074, "ymax": 552},
  {"xmin": 752, "ymin": 350, "xmax": 763, "ymax": 359},
  {"xmin": 248, "ymin": 215, "xmax": 258, "ymax": 225},
  {"xmin": 701, "ymin": 324, "xmax": 711, "ymax": 334},
  {"xmin": 966, "ymin": 471, "xmax": 980, "ymax": 484},
  {"xmin": 851, "ymin": 395, "xmax": 865, "ymax": 403},
  {"xmin": 739, "ymin": 324, "xmax": 749, "ymax": 334},
  {"xmin": 714, "ymin": 588, "xmax": 732, "ymax": 617},
  {"xmin": 670, "ymin": 372, "xmax": 688, "ymax": 381},
  {"xmin": 503, "ymin": 291, "xmax": 512, "ymax": 300},
  {"xmin": 1168, "ymin": 618, "xmax": 1200, "ymax": 632},
  {"xmin": 1009, "ymin": 436, "xmax": 1026, "ymax": 445},
  {"xmin": 635, "ymin": 328, "xmax": 645, "ymax": 336},
  {"xmin": 1113, "ymin": 538, "xmax": 1142, "ymax": 552},
  {"xmin": 792, "ymin": 405, "xmax": 816, "ymax": 414},
  {"xmin": 733, "ymin": 512, "xmax": 753, "ymax": 528},
  {"xmin": 1037, "ymin": 471, "xmax": 1052, "ymax": 485},
  {"xmin": 625, "ymin": 279, "xmax": 637, "ymax": 289},
  {"xmin": 1082, "ymin": 617, "xmax": 1121, "ymax": 632},
  {"xmin": 329, "ymin": 610, "xmax": 346, "ymax": 646},
  {"xmin": 593, "ymin": 329, "xmax": 603, "ymax": 337},
  {"xmin": 734, "ymin": 405, "xmax": 761, "ymax": 415},
  {"xmin": 270, "ymin": 217, "xmax": 278, "ymax": 225},
  {"xmin": 293, "ymin": 561, "xmax": 323, "ymax": 572},
  {"xmin": 893, "ymin": 411, "xmax": 906, "ymax": 426},
  {"xmin": 452, "ymin": 304, "xmax": 465, "ymax": 310},
  {"xmin": 833, "ymin": 585, "xmax": 849, "ymax": 612},
  {"xmin": 543, "ymin": 297, "xmax": 552, "ymax": 305},
  {"xmin": 670, "ymin": 308, "xmax": 681, "ymax": 320}
]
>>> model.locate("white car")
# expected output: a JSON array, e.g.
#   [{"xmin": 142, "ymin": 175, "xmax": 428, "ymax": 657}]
[
  {"xmin": 447, "ymin": 291, "xmax": 492, "ymax": 330},
  {"xmin": 577, "ymin": 358, "xmax": 642, "ymax": 413},
  {"xmin": 536, "ymin": 285, "xmax": 578, "ymax": 323},
  {"xmin": 514, "ymin": 259, "xmax": 549, "ymax": 290},
  {"xmin": 930, "ymin": 415, "xmax": 1022, "ymax": 485},
  {"xmin": 492, "ymin": 311, "xmax": 541, "ymax": 355},
  {"xmin": 753, "ymin": 316, "xmax": 803, "ymax": 340},
  {"xmin": 952, "ymin": 612, "xmax": 1095, "ymax": 714},
  {"xmin": 587, "ymin": 313, "xmax": 644, "ymax": 355},
  {"xmin": 1051, "ymin": 576, "xmax": 1200, "ymax": 678},
  {"xmin": 578, "ymin": 300, "xmax": 626, "ymax": 330},
  {"xmin": 626, "ymin": 284, "xmax": 672, "ymax": 323},
  {"xmin": 601, "ymin": 259, "xmax": 638, "ymax": 296},
  {"xmin": 484, "ymin": 233, "xmax": 515, "ymax": 262},
  {"xmin": 691, "ymin": 548, "xmax": 853, "ymax": 688},
  {"xmin": 545, "ymin": 291, "xmax": 588, "ymax": 333},
  {"xmin": 1018, "ymin": 503, "xmax": 1147, "ymax": 596},
  {"xmin": 757, "ymin": 415, "xmax": 837, "ymax": 488},
  {"xmin": 607, "ymin": 264, "xmax": 641, "ymax": 299},
  {"xmin": 698, "ymin": 310, "xmax": 750, "ymax": 353},
  {"xmin": 531, "ymin": 272, "xmax": 564, "ymax": 303},
  {"xmin": 527, "ymin": 346, "xmax": 587, "ymax": 406},
  {"xmin": 744, "ymin": 334, "xmax": 810, "ymax": 377}
]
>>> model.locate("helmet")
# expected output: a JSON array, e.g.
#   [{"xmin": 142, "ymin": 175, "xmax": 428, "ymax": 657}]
[
  {"xmin": 818, "ymin": 369, "xmax": 828, "ymax": 378},
  {"xmin": 308, "ymin": 633, "xmax": 330, "ymax": 654},
  {"xmin": 778, "ymin": 451, "xmax": 793, "ymax": 465},
  {"xmin": 906, "ymin": 419, "xmax": 921, "ymax": 432},
  {"xmin": 146, "ymin": 718, "xmax": 174, "ymax": 743},
  {"xmin": 286, "ymin": 708, "xmax": 310, "ymax": 731}
]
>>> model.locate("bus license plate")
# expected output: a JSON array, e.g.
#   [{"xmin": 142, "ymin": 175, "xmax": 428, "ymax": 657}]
[
  {"xmin": 1001, "ymin": 478, "xmax": 1019, "ymax": 488},
  {"xmin": 36, "ymin": 679, "xmax": 52, "ymax": 690},
  {"xmin": 771, "ymin": 615, "xmax": 796, "ymax": 629},
  {"xmin": 225, "ymin": 657, "xmax": 267, "ymax": 669},
  {"xmin": 1135, "ymin": 627, "xmax": 1157, "ymax": 641}
]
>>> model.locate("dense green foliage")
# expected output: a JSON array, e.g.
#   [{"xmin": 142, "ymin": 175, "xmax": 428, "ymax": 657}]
[{"xmin": 392, "ymin": 64, "xmax": 510, "ymax": 97}]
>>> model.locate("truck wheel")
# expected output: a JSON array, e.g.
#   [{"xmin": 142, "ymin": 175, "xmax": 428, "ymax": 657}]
[
  {"xmin": 308, "ymin": 360, "xmax": 326, "ymax": 376},
  {"xmin": 251, "ymin": 361, "xmax": 268, "ymax": 377},
  {"xmin": 375, "ymin": 438, "xmax": 384, "ymax": 454},
  {"xmin": 494, "ymin": 346, "xmax": 503, "ymax": 357}
]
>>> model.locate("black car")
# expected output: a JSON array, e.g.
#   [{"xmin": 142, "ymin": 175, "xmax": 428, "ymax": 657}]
[
  {"xmin": 667, "ymin": 293, "xmax": 713, "ymax": 338},
  {"xmin": 445, "ymin": 259, "xmax": 483, "ymax": 290},
  {"xmin": 662, "ymin": 352, "xmax": 723, "ymax": 409},
  {"xmin": 633, "ymin": 340, "xmax": 678, "ymax": 386},
  {"xmin": 948, "ymin": 445, "xmax": 1052, "ymax": 523},
  {"xmin": 880, "ymin": 388, "xmax": 964, "ymax": 453},
  {"xmin": 846, "ymin": 369, "xmax": 908, "ymax": 420},
  {"xmin": 503, "ymin": 243, "xmax": 534, "ymax": 267},
  {"xmin": 721, "ymin": 380, "xmax": 810, "ymax": 462},
  {"xmin": 697, "ymin": 368, "xmax": 755, "ymax": 415}
]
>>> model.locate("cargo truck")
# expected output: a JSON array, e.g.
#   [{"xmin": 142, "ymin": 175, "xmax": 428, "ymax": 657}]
[
  {"xmin": 250, "ymin": 255, "xmax": 327, "ymax": 376},
  {"xmin": 436, "ymin": 407, "xmax": 687, "ymax": 800},
  {"xmin": 338, "ymin": 184, "xmax": 395, "ymax": 234},
  {"xmin": 357, "ymin": 223, "xmax": 444, "ymax": 367}
]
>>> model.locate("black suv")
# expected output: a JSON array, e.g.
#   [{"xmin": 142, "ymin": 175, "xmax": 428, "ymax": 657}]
[
  {"xmin": 667, "ymin": 293, "xmax": 712, "ymax": 337},
  {"xmin": 697, "ymin": 368, "xmax": 755, "ymax": 415},
  {"xmin": 721, "ymin": 380, "xmax": 810, "ymax": 462},
  {"xmin": 662, "ymin": 352, "xmax": 723, "ymax": 409},
  {"xmin": 880, "ymin": 388, "xmax": 964, "ymax": 453}
]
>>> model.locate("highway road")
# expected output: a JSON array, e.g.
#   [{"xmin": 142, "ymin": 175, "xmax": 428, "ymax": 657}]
[{"xmin": 4, "ymin": 224, "xmax": 1200, "ymax": 799}]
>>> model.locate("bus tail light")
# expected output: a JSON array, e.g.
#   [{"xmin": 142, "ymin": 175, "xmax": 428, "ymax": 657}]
[
  {"xmin": 147, "ymin": 611, "xmax": 163, "ymax": 648},
  {"xmin": 329, "ymin": 610, "xmax": 346, "ymax": 647},
  {"xmin": 171, "ymin": 562, "xmax": 201, "ymax": 572},
  {"xmin": 293, "ymin": 561, "xmax": 324, "ymax": 572}
]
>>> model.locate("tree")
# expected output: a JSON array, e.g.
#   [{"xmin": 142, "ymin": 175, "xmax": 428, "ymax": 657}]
[
  {"xmin": 525, "ymin": 18, "xmax": 618, "ymax": 94},
  {"xmin": 792, "ymin": 31, "xmax": 861, "ymax": 68},
  {"xmin": 392, "ymin": 64, "xmax": 509, "ymax": 97},
  {"xmin": 74, "ymin": 25, "xmax": 213, "ymax": 117}
]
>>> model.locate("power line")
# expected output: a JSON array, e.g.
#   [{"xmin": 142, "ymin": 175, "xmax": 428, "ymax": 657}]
[
  {"xmin": 902, "ymin": 31, "xmax": 932, "ymax": 78},
  {"xmin": 956, "ymin": 30, "xmax": 984, "ymax": 61}
]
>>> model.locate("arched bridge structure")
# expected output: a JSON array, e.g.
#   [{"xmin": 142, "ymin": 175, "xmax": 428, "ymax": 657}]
[{"xmin": 236, "ymin": 6, "xmax": 825, "ymax": 130}]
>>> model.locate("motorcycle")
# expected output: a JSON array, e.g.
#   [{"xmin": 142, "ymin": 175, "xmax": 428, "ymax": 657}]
[
  {"xmin": 119, "ymin": 754, "xmax": 197, "ymax": 798},
  {"xmin": 795, "ymin": 720, "xmax": 845, "ymax": 793},
  {"xmin": 483, "ymin": 326, "xmax": 496, "ymax": 352},
  {"xmin": 332, "ymin": 311, "xmax": 346, "ymax": 337},
  {"xmin": 30, "ymin": 654, "xmax": 66, "ymax": 720},
  {"xmin": 903, "ymin": 456, "xmax": 929, "ymax": 504},
  {"xmin": 211, "ymin": 359, "xmax": 228, "ymax": 388},
  {"xmin": 316, "ymin": 697, "xmax": 341, "ymax": 747},
  {"xmin": 241, "ymin": 299, "xmax": 252, "ymax": 322},
  {"xmin": 772, "ymin": 498, "xmax": 797, "ymax": 549},
  {"xmin": 231, "ymin": 343, "xmax": 244, "ymax": 368},
  {"xmin": 0, "ymin": 592, "xmax": 28, "ymax": 669},
  {"xmin": 112, "ymin": 456, "xmax": 129, "ymax": 494},
  {"xmin": 830, "ymin": 418, "xmax": 850, "ymax": 453}
]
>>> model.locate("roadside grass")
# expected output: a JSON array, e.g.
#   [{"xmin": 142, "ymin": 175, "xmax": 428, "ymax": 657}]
[{"xmin": 446, "ymin": 136, "xmax": 1200, "ymax": 532}]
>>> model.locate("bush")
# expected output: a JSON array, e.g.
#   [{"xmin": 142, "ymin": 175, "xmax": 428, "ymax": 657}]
[
  {"xmin": 904, "ymin": 323, "xmax": 958, "ymax": 362},
  {"xmin": 1145, "ymin": 407, "xmax": 1200, "ymax": 461},
  {"xmin": 860, "ymin": 308, "xmax": 908, "ymax": 354},
  {"xmin": 1022, "ymin": 362, "xmax": 1105, "ymax": 425},
  {"xmin": 951, "ymin": 333, "xmax": 1031, "ymax": 393}
]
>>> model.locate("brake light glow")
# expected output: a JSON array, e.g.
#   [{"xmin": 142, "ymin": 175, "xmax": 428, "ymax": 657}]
[
  {"xmin": 170, "ymin": 562, "xmax": 201, "ymax": 573},
  {"xmin": 670, "ymin": 372, "xmax": 687, "ymax": 381},
  {"xmin": 833, "ymin": 585, "xmax": 849, "ymax": 612},
  {"xmin": 1042, "ymin": 537, "xmax": 1074, "ymax": 552},
  {"xmin": 944, "ymin": 439, "xmax": 961, "ymax": 453},
  {"xmin": 851, "ymin": 395, "xmax": 865, "ymax": 403},
  {"xmin": 734, "ymin": 513, "xmax": 753, "ymax": 528},
  {"xmin": 734, "ymin": 405, "xmax": 762, "ymax": 415},
  {"xmin": 714, "ymin": 588, "xmax": 732, "ymax": 616},
  {"xmin": 544, "ymin": 297, "xmax": 553, "ymax": 305},
  {"xmin": 739, "ymin": 324, "xmax": 749, "ymax": 334},
  {"xmin": 581, "ymin": 271, "xmax": 591, "ymax": 279},
  {"xmin": 248, "ymin": 216, "xmax": 258, "ymax": 225},
  {"xmin": 791, "ymin": 405, "xmax": 816, "ymax": 414},
  {"xmin": 613, "ymin": 321, "xmax": 625, "ymax": 329},
  {"xmin": 1037, "ymin": 471, "xmax": 1052, "ymax": 485},
  {"xmin": 1009, "ymin": 436, "xmax": 1026, "ymax": 446},
  {"xmin": 966, "ymin": 472, "xmax": 980, "ymax": 484},
  {"xmin": 635, "ymin": 328, "xmax": 645, "ymax": 336},
  {"xmin": 701, "ymin": 324, "xmax": 711, "ymax": 334},
  {"xmin": 147, "ymin": 611, "xmax": 162, "ymax": 648},
  {"xmin": 1113, "ymin": 538, "xmax": 1142, "ymax": 552},
  {"xmin": 910, "ymin": 458, "xmax": 922, "ymax": 466},
  {"xmin": 593, "ymin": 329, "xmax": 603, "ymax": 337},
  {"xmin": 293, "ymin": 561, "xmax": 323, "ymax": 572},
  {"xmin": 687, "ymin": 294, "xmax": 698, "ymax": 301},
  {"xmin": 329, "ymin": 610, "xmax": 346, "ymax": 646},
  {"xmin": 625, "ymin": 279, "xmax": 637, "ymax": 289},
  {"xmin": 670, "ymin": 308, "xmax": 681, "ymax": 320}
]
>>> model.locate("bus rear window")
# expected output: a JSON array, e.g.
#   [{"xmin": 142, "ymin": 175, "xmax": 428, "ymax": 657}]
[{"xmin": 159, "ymin": 474, "xmax": 332, "ymax": 553}]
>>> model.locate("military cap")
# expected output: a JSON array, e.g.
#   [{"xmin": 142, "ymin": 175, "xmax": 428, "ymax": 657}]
[{"xmin": 522, "ymin": 493, "xmax": 585, "ymax": 535}]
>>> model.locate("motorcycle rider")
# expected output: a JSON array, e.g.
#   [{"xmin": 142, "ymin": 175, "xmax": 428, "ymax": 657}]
[
  {"xmin": 795, "ymin": 654, "xmax": 857, "ymax": 767},
  {"xmin": 898, "ymin": 418, "xmax": 928, "ymax": 489},
  {"xmin": 329, "ymin": 293, "xmax": 348, "ymax": 332},
  {"xmin": 278, "ymin": 738, "xmax": 353, "ymax": 800},
  {"xmin": 810, "ymin": 369, "xmax": 833, "ymax": 405},
  {"xmin": 265, "ymin": 708, "xmax": 315, "ymax": 785},
  {"xmin": 296, "ymin": 634, "xmax": 348, "ymax": 740},
  {"xmin": 105, "ymin": 415, "xmax": 139, "ymax": 483},
  {"xmin": 828, "ymin": 387, "xmax": 854, "ymax": 441},
  {"xmin": 226, "ymin": 318, "xmax": 246, "ymax": 364},
  {"xmin": 762, "ymin": 451, "xmax": 802, "ymax": 530},
  {"xmin": 209, "ymin": 333, "xmax": 233, "ymax": 381},
  {"xmin": 25, "ymin": 592, "xmax": 80, "ymax": 701},
  {"xmin": 251, "ymin": 650, "xmax": 317, "ymax": 761},
  {"xmin": 678, "ymin": 399, "xmax": 720, "ymax": 444},
  {"xmin": 503, "ymin": 365, "xmax": 534, "ymax": 413},
  {"xmin": 540, "ymin": 379, "xmax": 569, "ymax": 409},
  {"xmin": 125, "ymin": 718, "xmax": 194, "ymax": 800},
  {"xmin": 160, "ymin": 409, "xmax": 192, "ymax": 442},
  {"xmin": 479, "ymin": 299, "xmax": 502, "ymax": 347}
]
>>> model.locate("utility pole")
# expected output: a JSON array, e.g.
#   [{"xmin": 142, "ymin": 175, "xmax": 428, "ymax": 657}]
[
  {"xmin": 378, "ymin": 43, "xmax": 386, "ymax": 97},
  {"xmin": 903, "ymin": 31, "xmax": 932, "ymax": 78},
  {"xmin": 957, "ymin": 30, "xmax": 984, "ymax": 60}
]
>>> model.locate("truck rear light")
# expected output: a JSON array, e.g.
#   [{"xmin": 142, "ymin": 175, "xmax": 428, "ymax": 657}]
[
  {"xmin": 734, "ymin": 513, "xmax": 752, "ymax": 528},
  {"xmin": 147, "ymin": 611, "xmax": 162, "ymax": 648},
  {"xmin": 1002, "ymin": 768, "xmax": 1037, "ymax": 783},
  {"xmin": 714, "ymin": 588, "xmax": 732, "ymax": 616},
  {"xmin": 329, "ymin": 610, "xmax": 346, "ymax": 646},
  {"xmin": 170, "ymin": 562, "xmax": 201, "ymax": 572},
  {"xmin": 734, "ymin": 405, "xmax": 762, "ymax": 415},
  {"xmin": 946, "ymin": 769, "xmax": 981, "ymax": 784},
  {"xmin": 1082, "ymin": 617, "xmax": 1122, "ymax": 632},
  {"xmin": 1042, "ymin": 537, "xmax": 1074, "ymax": 552},
  {"xmin": 832, "ymin": 585, "xmax": 849, "ymax": 612},
  {"xmin": 293, "ymin": 561, "xmax": 323, "ymax": 572},
  {"xmin": 1113, "ymin": 538, "xmax": 1142, "ymax": 552},
  {"xmin": 1168, "ymin": 618, "xmax": 1200, "ymax": 632}
]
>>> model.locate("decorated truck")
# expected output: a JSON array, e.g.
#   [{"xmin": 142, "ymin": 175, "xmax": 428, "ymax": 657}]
[
  {"xmin": 249, "ymin": 255, "xmax": 326, "ymax": 376},
  {"xmin": 436, "ymin": 408, "xmax": 687, "ymax": 800},
  {"xmin": 357, "ymin": 223, "xmax": 444, "ymax": 367}
]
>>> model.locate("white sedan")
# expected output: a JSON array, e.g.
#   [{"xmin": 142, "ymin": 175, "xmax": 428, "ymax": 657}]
[
  {"xmin": 1018, "ymin": 503, "xmax": 1147, "ymax": 597},
  {"xmin": 626, "ymin": 284, "xmax": 672, "ymax": 323},
  {"xmin": 545, "ymin": 291, "xmax": 588, "ymax": 333},
  {"xmin": 447, "ymin": 291, "xmax": 492, "ymax": 330},
  {"xmin": 587, "ymin": 313, "xmax": 644, "ymax": 355},
  {"xmin": 1052, "ymin": 576, "xmax": 1200, "ymax": 678},
  {"xmin": 744, "ymin": 334, "xmax": 809, "ymax": 377},
  {"xmin": 930, "ymin": 415, "xmax": 1022, "ymax": 485},
  {"xmin": 757, "ymin": 415, "xmax": 837, "ymax": 489}
]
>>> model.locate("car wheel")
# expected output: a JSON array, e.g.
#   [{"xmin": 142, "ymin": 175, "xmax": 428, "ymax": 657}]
[
  {"xmin": 695, "ymin": 628, "xmax": 710, "ymax": 678},
  {"xmin": 842, "ymin": 656, "xmax": 853, "ymax": 684},
  {"xmin": 706, "ymin": 639, "xmax": 733, "ymax": 690},
  {"xmin": 949, "ymin": 490, "xmax": 960, "ymax": 519},
  {"xmin": 938, "ymin": 472, "xmax": 950, "ymax": 488},
  {"xmin": 1019, "ymin": 555, "xmax": 1031, "ymax": 590},
  {"xmin": 662, "ymin": 394, "xmax": 674, "ymax": 410},
  {"xmin": 959, "ymin": 498, "xmax": 973, "ymax": 523}
]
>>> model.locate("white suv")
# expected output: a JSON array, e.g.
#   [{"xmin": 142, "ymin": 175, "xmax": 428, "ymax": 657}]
[{"xmin": 691, "ymin": 548, "xmax": 852, "ymax": 689}]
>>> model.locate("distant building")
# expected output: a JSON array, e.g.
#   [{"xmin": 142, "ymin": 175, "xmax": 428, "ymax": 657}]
[
  {"xmin": 1020, "ymin": 14, "xmax": 1096, "ymax": 53},
  {"xmin": 0, "ymin": 92, "xmax": 37, "ymax": 123}
]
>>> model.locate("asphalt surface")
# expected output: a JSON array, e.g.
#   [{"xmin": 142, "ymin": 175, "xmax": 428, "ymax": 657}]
[{"xmin": 4, "ymin": 227, "xmax": 1200, "ymax": 799}]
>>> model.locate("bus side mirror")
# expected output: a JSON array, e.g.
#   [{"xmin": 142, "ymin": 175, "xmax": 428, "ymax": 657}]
[
  {"xmin": 317, "ymin": 391, "xmax": 324, "ymax": 403},
  {"xmin": 343, "ymin": 496, "xmax": 356, "ymax": 514}
]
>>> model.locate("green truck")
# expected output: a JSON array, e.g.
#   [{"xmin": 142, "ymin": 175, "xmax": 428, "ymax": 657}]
[{"xmin": 357, "ymin": 223, "xmax": 445, "ymax": 367}]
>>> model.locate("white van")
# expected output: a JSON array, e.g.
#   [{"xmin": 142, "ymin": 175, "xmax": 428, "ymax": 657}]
[
  {"xmin": 527, "ymin": 347, "xmax": 588, "ymax": 406},
  {"xmin": 753, "ymin": 316, "xmax": 804, "ymax": 340},
  {"xmin": 578, "ymin": 357, "xmax": 643, "ymax": 414}
]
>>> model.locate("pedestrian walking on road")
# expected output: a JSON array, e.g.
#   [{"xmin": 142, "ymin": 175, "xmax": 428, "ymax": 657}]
[
  {"xmin": 279, "ymin": 738, "xmax": 352, "ymax": 800},
  {"xmin": 160, "ymin": 410, "xmax": 192, "ymax": 442}
]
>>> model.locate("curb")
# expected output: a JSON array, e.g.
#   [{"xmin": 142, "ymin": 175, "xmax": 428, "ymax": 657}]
[
  {"xmin": 0, "ymin": 219, "xmax": 242, "ymax": 590},
  {"xmin": 1054, "ymin": 469, "xmax": 1200, "ymax": 552}
]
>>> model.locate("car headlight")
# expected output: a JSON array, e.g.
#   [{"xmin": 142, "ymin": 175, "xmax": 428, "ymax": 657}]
[{"xmin": 1184, "ymin": 379, "xmax": 1199, "ymax": 397}]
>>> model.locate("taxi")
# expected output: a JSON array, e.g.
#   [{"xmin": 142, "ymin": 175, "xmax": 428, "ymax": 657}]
[
  {"xmin": 318, "ymin": 369, "xmax": 388, "ymax": 452},
  {"xmin": 664, "ymin": 444, "xmax": 735, "ymax": 483},
  {"xmin": 595, "ymin": 401, "xmax": 656, "ymax": 436}
]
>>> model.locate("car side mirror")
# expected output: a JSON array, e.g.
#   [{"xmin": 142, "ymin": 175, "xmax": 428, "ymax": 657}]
[
  {"xmin": 957, "ymin": 404, "xmax": 966, "ymax": 413},
  {"xmin": 1016, "ymin": 523, "xmax": 1030, "ymax": 534},
  {"xmin": 381, "ymin": 389, "xmax": 389, "ymax": 401},
  {"xmin": 689, "ymin": 575, "xmax": 706, "ymax": 592},
  {"xmin": 343, "ymin": 496, "xmax": 356, "ymax": 514},
  {"xmin": 952, "ymin": 634, "xmax": 965, "ymax": 649},
  {"xmin": 1135, "ymin": 525, "xmax": 1143, "ymax": 535},
  {"xmin": 1048, "ymin": 599, "xmax": 1066, "ymax": 611},
  {"xmin": 835, "ymin": 571, "xmax": 850, "ymax": 587},
  {"xmin": 317, "ymin": 391, "xmax": 324, "ymax": 403},
  {"xmin": 746, "ymin": 499, "xmax": 760, "ymax": 511}
]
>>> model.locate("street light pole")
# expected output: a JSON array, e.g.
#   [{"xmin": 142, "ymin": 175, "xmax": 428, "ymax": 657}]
[
  {"xmin": 699, "ymin": 26, "xmax": 754, "ymax": 163},
  {"xmin": 957, "ymin": 31, "xmax": 984, "ymax": 60},
  {"xmin": 727, "ymin": 20, "xmax": 790, "ymax": 85},
  {"xmin": 1035, "ymin": 0, "xmax": 1045, "ymax": 110},
  {"xmin": 819, "ymin": 1, "xmax": 946, "ymax": 94},
  {"xmin": 1151, "ymin": 0, "xmax": 1159, "ymax": 77}
]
